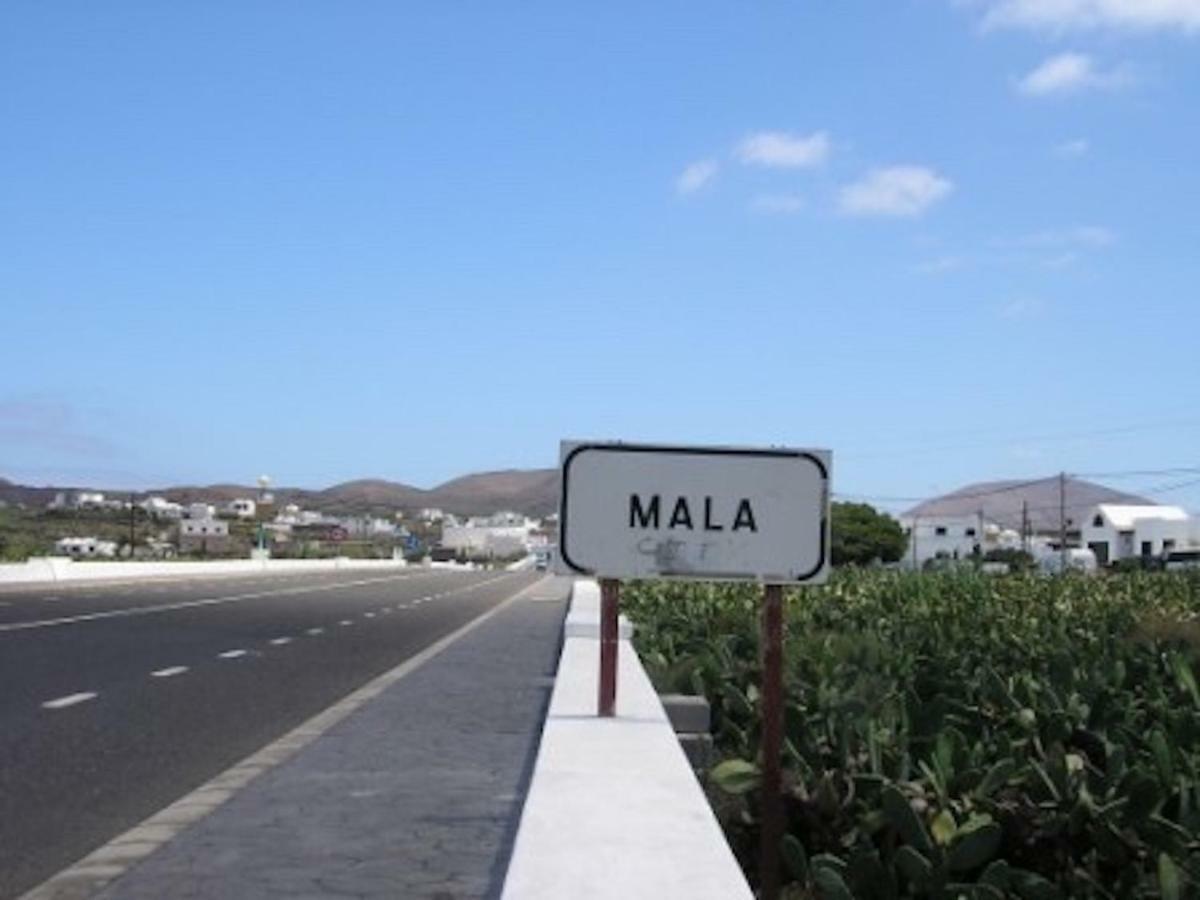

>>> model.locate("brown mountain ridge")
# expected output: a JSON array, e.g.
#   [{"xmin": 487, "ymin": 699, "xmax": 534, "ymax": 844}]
[{"xmin": 0, "ymin": 469, "xmax": 560, "ymax": 518}]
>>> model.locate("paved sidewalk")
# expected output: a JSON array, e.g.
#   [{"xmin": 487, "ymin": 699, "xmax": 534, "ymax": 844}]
[{"xmin": 90, "ymin": 577, "xmax": 568, "ymax": 900}]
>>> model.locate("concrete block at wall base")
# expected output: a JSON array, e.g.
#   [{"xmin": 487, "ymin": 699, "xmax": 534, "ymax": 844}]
[
  {"xmin": 660, "ymin": 694, "xmax": 711, "ymax": 734},
  {"xmin": 678, "ymin": 733, "xmax": 715, "ymax": 773}
]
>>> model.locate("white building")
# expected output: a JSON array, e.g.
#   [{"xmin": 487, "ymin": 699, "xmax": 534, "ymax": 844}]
[
  {"xmin": 186, "ymin": 502, "xmax": 216, "ymax": 520},
  {"xmin": 141, "ymin": 496, "xmax": 184, "ymax": 519},
  {"xmin": 226, "ymin": 498, "xmax": 257, "ymax": 519},
  {"xmin": 179, "ymin": 518, "xmax": 229, "ymax": 539},
  {"xmin": 342, "ymin": 517, "xmax": 399, "ymax": 538},
  {"xmin": 1080, "ymin": 504, "xmax": 1194, "ymax": 565},
  {"xmin": 441, "ymin": 511, "xmax": 536, "ymax": 558},
  {"xmin": 54, "ymin": 536, "xmax": 118, "ymax": 558},
  {"xmin": 178, "ymin": 517, "xmax": 230, "ymax": 553},
  {"xmin": 75, "ymin": 492, "xmax": 106, "ymax": 510},
  {"xmin": 898, "ymin": 515, "xmax": 1032, "ymax": 568},
  {"xmin": 900, "ymin": 515, "xmax": 985, "ymax": 567},
  {"xmin": 417, "ymin": 508, "xmax": 446, "ymax": 523}
]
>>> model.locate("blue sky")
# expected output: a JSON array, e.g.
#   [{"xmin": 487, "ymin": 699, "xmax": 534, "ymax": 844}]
[{"xmin": 2, "ymin": 1, "xmax": 1198, "ymax": 511}]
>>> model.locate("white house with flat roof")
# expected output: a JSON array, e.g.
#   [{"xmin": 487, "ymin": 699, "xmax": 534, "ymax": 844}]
[
  {"xmin": 1080, "ymin": 504, "xmax": 1193, "ymax": 565},
  {"xmin": 225, "ymin": 498, "xmax": 257, "ymax": 519},
  {"xmin": 54, "ymin": 536, "xmax": 118, "ymax": 558},
  {"xmin": 141, "ymin": 496, "xmax": 184, "ymax": 519},
  {"xmin": 441, "ymin": 512, "xmax": 535, "ymax": 559}
]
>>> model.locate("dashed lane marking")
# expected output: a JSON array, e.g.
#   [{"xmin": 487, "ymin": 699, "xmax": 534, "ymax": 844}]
[
  {"xmin": 269, "ymin": 637, "xmax": 292, "ymax": 646},
  {"xmin": 339, "ymin": 620, "xmax": 354, "ymax": 627},
  {"xmin": 218, "ymin": 649, "xmax": 248, "ymax": 659},
  {"xmin": 0, "ymin": 571, "xmax": 438, "ymax": 633},
  {"xmin": 42, "ymin": 692, "xmax": 98, "ymax": 710},
  {"xmin": 151, "ymin": 666, "xmax": 189, "ymax": 678},
  {"xmin": 16, "ymin": 573, "xmax": 546, "ymax": 900}
]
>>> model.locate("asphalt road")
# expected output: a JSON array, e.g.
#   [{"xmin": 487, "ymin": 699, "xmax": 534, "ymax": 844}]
[{"xmin": 0, "ymin": 567, "xmax": 540, "ymax": 900}]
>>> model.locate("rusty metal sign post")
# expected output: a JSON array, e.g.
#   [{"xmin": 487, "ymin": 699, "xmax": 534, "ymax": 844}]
[
  {"xmin": 555, "ymin": 441, "xmax": 830, "ymax": 897},
  {"xmin": 598, "ymin": 578, "xmax": 620, "ymax": 716},
  {"xmin": 760, "ymin": 583, "xmax": 785, "ymax": 900}
]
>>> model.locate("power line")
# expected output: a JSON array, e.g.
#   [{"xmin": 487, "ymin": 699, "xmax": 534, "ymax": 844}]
[
  {"xmin": 837, "ymin": 469, "xmax": 1200, "ymax": 512},
  {"xmin": 836, "ymin": 475, "xmax": 1060, "ymax": 508},
  {"xmin": 1075, "ymin": 467, "xmax": 1200, "ymax": 479}
]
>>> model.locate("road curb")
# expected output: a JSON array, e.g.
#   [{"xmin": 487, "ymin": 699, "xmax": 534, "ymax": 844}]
[{"xmin": 18, "ymin": 572, "xmax": 545, "ymax": 900}]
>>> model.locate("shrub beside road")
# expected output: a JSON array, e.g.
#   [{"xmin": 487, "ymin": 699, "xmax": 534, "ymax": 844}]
[{"xmin": 624, "ymin": 570, "xmax": 1200, "ymax": 899}]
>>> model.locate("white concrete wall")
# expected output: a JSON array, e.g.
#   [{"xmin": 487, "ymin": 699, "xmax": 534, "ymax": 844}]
[
  {"xmin": 502, "ymin": 579, "xmax": 752, "ymax": 900},
  {"xmin": 0, "ymin": 557, "xmax": 407, "ymax": 585}
]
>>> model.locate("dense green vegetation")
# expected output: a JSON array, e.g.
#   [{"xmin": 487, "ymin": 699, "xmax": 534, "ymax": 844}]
[
  {"xmin": 0, "ymin": 507, "xmax": 157, "ymax": 561},
  {"xmin": 831, "ymin": 503, "xmax": 908, "ymax": 567},
  {"xmin": 624, "ymin": 571, "xmax": 1200, "ymax": 899}
]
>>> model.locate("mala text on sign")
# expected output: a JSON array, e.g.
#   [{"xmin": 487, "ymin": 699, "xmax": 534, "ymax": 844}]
[{"xmin": 557, "ymin": 442, "xmax": 830, "ymax": 583}]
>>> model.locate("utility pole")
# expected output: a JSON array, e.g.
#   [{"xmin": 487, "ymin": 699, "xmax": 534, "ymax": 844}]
[
  {"xmin": 1021, "ymin": 500, "xmax": 1029, "ymax": 555},
  {"xmin": 1059, "ymin": 472, "xmax": 1068, "ymax": 572},
  {"xmin": 129, "ymin": 493, "xmax": 136, "ymax": 557},
  {"xmin": 977, "ymin": 508, "xmax": 985, "ymax": 557},
  {"xmin": 911, "ymin": 516, "xmax": 918, "ymax": 569}
]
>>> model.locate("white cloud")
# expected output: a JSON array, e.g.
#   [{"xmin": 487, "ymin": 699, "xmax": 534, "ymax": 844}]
[
  {"xmin": 1017, "ymin": 53, "xmax": 1132, "ymax": 96},
  {"xmin": 979, "ymin": 0, "xmax": 1200, "ymax": 33},
  {"xmin": 1053, "ymin": 138, "xmax": 1090, "ymax": 157},
  {"xmin": 914, "ymin": 255, "xmax": 965, "ymax": 274},
  {"xmin": 838, "ymin": 166, "xmax": 954, "ymax": 217},
  {"xmin": 675, "ymin": 159, "xmax": 718, "ymax": 195},
  {"xmin": 749, "ymin": 193, "xmax": 806, "ymax": 214},
  {"xmin": 1043, "ymin": 251, "xmax": 1081, "ymax": 268},
  {"xmin": 735, "ymin": 131, "xmax": 831, "ymax": 168},
  {"xmin": 1000, "ymin": 296, "xmax": 1047, "ymax": 319}
]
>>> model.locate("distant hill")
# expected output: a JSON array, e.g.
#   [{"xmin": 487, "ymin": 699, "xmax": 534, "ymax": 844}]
[
  {"xmin": 313, "ymin": 479, "xmax": 428, "ymax": 515},
  {"xmin": 903, "ymin": 476, "xmax": 1153, "ymax": 533},
  {"xmin": 431, "ymin": 469, "xmax": 558, "ymax": 516},
  {"xmin": 0, "ymin": 479, "xmax": 63, "ymax": 508},
  {"xmin": 0, "ymin": 468, "xmax": 561, "ymax": 518}
]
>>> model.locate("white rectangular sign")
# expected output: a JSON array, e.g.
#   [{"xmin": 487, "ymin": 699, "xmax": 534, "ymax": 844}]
[{"xmin": 555, "ymin": 441, "xmax": 830, "ymax": 583}]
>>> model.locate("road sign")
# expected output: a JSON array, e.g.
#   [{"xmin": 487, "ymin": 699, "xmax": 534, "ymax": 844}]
[{"xmin": 556, "ymin": 441, "xmax": 830, "ymax": 583}]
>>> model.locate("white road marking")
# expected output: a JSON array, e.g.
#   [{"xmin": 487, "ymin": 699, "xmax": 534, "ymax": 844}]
[
  {"xmin": 0, "ymin": 572, "xmax": 428, "ymax": 633},
  {"xmin": 339, "ymin": 620, "xmax": 354, "ymax": 626},
  {"xmin": 306, "ymin": 627, "xmax": 325, "ymax": 635},
  {"xmin": 151, "ymin": 666, "xmax": 189, "ymax": 678},
  {"xmin": 218, "ymin": 649, "xmax": 247, "ymax": 659},
  {"xmin": 19, "ymin": 574, "xmax": 547, "ymax": 900},
  {"xmin": 269, "ymin": 637, "xmax": 292, "ymax": 646},
  {"xmin": 363, "ymin": 612, "xmax": 375, "ymax": 619},
  {"xmin": 43, "ymin": 692, "xmax": 97, "ymax": 710}
]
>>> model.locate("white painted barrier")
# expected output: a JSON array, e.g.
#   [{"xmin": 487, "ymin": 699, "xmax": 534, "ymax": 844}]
[
  {"xmin": 502, "ymin": 579, "xmax": 753, "ymax": 900},
  {"xmin": 0, "ymin": 557, "xmax": 408, "ymax": 586}
]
